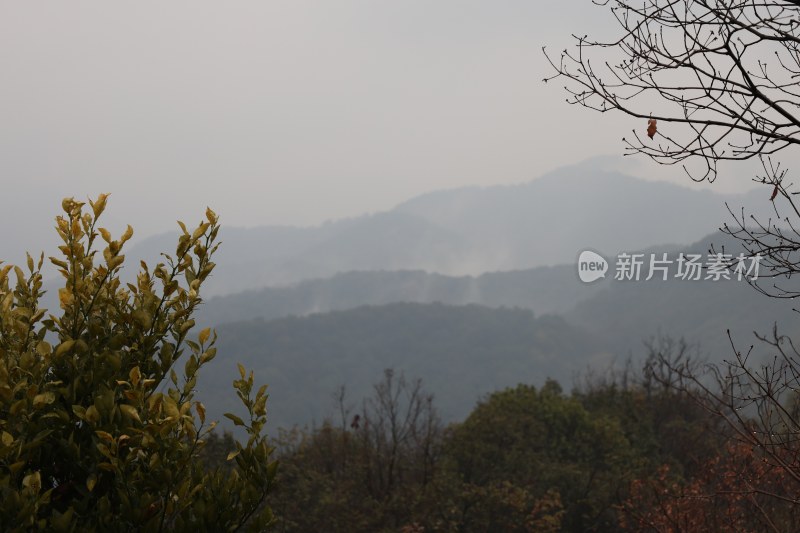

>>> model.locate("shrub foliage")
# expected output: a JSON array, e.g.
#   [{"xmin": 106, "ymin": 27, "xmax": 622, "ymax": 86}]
[{"xmin": 0, "ymin": 196, "xmax": 275, "ymax": 531}]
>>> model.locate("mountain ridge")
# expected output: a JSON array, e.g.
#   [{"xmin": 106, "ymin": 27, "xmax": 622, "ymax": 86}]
[{"xmin": 126, "ymin": 164, "xmax": 767, "ymax": 296}]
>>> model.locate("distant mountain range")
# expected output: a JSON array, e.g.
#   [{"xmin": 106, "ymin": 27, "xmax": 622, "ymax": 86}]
[
  {"xmin": 191, "ymin": 228, "xmax": 800, "ymax": 431},
  {"xmin": 29, "ymin": 163, "xmax": 796, "ymax": 433},
  {"xmin": 196, "ymin": 274, "xmax": 798, "ymax": 432},
  {"xmin": 128, "ymin": 163, "xmax": 770, "ymax": 296},
  {"xmin": 195, "ymin": 231, "xmax": 796, "ymax": 355}
]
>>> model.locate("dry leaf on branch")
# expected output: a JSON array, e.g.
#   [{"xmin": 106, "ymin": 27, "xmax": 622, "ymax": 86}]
[{"xmin": 647, "ymin": 118, "xmax": 657, "ymax": 139}]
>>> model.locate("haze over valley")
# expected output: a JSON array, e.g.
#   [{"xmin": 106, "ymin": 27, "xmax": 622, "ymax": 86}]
[{"xmin": 111, "ymin": 163, "xmax": 792, "ymax": 430}]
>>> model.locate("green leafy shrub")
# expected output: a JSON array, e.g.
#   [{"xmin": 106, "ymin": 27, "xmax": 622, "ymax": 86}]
[{"xmin": 0, "ymin": 196, "xmax": 276, "ymax": 531}]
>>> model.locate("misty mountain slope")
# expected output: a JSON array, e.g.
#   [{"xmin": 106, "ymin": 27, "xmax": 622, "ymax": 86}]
[
  {"xmin": 198, "ymin": 277, "xmax": 798, "ymax": 433},
  {"xmin": 127, "ymin": 211, "xmax": 467, "ymax": 295},
  {"xmin": 125, "ymin": 165, "xmax": 766, "ymax": 296},
  {"xmin": 193, "ymin": 228, "xmax": 778, "ymax": 331},
  {"xmin": 567, "ymin": 275, "xmax": 800, "ymax": 365},
  {"xmin": 193, "ymin": 228, "xmax": 800, "ymax": 432},
  {"xmin": 271, "ymin": 211, "xmax": 469, "ymax": 279},
  {"xmin": 195, "ymin": 265, "xmax": 605, "ymax": 327},
  {"xmin": 393, "ymin": 165, "xmax": 767, "ymax": 270},
  {"xmin": 198, "ymin": 303, "xmax": 610, "ymax": 431},
  {"xmin": 565, "ymin": 231, "xmax": 800, "ymax": 363}
]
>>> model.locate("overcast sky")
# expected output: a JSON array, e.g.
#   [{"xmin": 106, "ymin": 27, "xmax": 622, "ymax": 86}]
[{"xmin": 0, "ymin": 1, "xmax": 771, "ymax": 262}]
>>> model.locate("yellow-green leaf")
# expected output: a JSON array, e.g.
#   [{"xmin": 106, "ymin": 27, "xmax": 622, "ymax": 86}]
[
  {"xmin": 226, "ymin": 450, "xmax": 241, "ymax": 461},
  {"xmin": 129, "ymin": 366, "xmax": 141, "ymax": 387},
  {"xmin": 95, "ymin": 430, "xmax": 114, "ymax": 443},
  {"xmin": 36, "ymin": 341, "xmax": 52, "ymax": 356},
  {"xmin": 98, "ymin": 228, "xmax": 112, "ymax": 243},
  {"xmin": 49, "ymin": 257, "xmax": 69, "ymax": 270},
  {"xmin": 22, "ymin": 471, "xmax": 41, "ymax": 493},
  {"xmin": 199, "ymin": 347, "xmax": 217, "ymax": 364},
  {"xmin": 198, "ymin": 327, "xmax": 210, "ymax": 345},
  {"xmin": 54, "ymin": 340, "xmax": 75, "ymax": 357},
  {"xmin": 58, "ymin": 288, "xmax": 74, "ymax": 309},
  {"xmin": 224, "ymin": 413, "xmax": 245, "ymax": 427},
  {"xmin": 33, "ymin": 392, "xmax": 55, "ymax": 408},
  {"xmin": 108, "ymin": 255, "xmax": 125, "ymax": 270},
  {"xmin": 119, "ymin": 404, "xmax": 141, "ymax": 424},
  {"xmin": 85, "ymin": 405, "xmax": 101, "ymax": 424},
  {"xmin": 92, "ymin": 193, "xmax": 109, "ymax": 218},
  {"xmin": 120, "ymin": 224, "xmax": 134, "ymax": 244},
  {"xmin": 163, "ymin": 397, "xmax": 180, "ymax": 419},
  {"xmin": 178, "ymin": 319, "xmax": 195, "ymax": 336}
]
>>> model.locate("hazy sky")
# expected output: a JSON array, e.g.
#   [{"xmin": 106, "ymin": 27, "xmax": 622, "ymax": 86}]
[{"xmin": 0, "ymin": 1, "xmax": 772, "ymax": 262}]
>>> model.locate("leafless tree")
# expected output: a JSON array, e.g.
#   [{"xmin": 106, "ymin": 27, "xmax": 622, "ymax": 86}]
[
  {"xmin": 546, "ymin": 1, "xmax": 800, "ymax": 516},
  {"xmin": 545, "ymin": 0, "xmax": 800, "ymax": 295},
  {"xmin": 545, "ymin": 0, "xmax": 800, "ymax": 180},
  {"xmin": 646, "ymin": 330, "xmax": 800, "ymax": 507},
  {"xmin": 358, "ymin": 369, "xmax": 442, "ymax": 497}
]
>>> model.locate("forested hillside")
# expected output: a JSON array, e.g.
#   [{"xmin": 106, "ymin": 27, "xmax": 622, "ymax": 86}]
[{"xmin": 198, "ymin": 303, "xmax": 609, "ymax": 430}]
